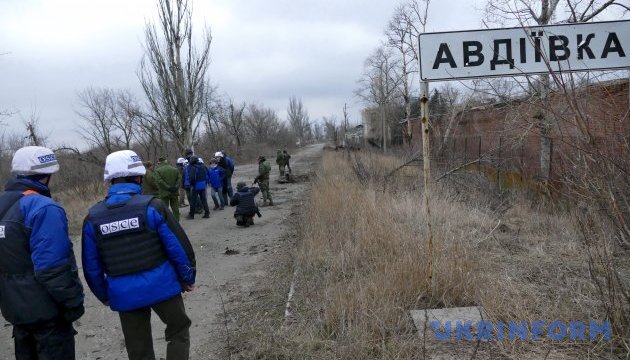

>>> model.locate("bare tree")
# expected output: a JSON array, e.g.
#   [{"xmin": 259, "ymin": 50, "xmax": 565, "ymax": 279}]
[
  {"xmin": 385, "ymin": 3, "xmax": 420, "ymax": 142},
  {"xmin": 355, "ymin": 46, "xmax": 402, "ymax": 152},
  {"xmin": 402, "ymin": 0, "xmax": 431, "ymax": 139},
  {"xmin": 111, "ymin": 90, "xmax": 141, "ymax": 149},
  {"xmin": 287, "ymin": 97, "xmax": 310, "ymax": 145},
  {"xmin": 21, "ymin": 108, "xmax": 48, "ymax": 146},
  {"xmin": 133, "ymin": 113, "xmax": 168, "ymax": 161},
  {"xmin": 139, "ymin": 0, "xmax": 212, "ymax": 153},
  {"xmin": 342, "ymin": 103, "xmax": 351, "ymax": 136},
  {"xmin": 483, "ymin": 0, "xmax": 625, "ymax": 180},
  {"xmin": 322, "ymin": 116, "xmax": 339, "ymax": 144},
  {"xmin": 218, "ymin": 100, "xmax": 246, "ymax": 149},
  {"xmin": 312, "ymin": 121, "xmax": 324, "ymax": 141},
  {"xmin": 76, "ymin": 88, "xmax": 116, "ymax": 153},
  {"xmin": 244, "ymin": 103, "xmax": 281, "ymax": 143}
]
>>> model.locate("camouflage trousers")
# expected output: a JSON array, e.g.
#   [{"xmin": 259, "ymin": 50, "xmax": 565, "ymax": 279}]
[
  {"xmin": 259, "ymin": 178, "xmax": 272, "ymax": 202},
  {"xmin": 159, "ymin": 193, "xmax": 180, "ymax": 222}
]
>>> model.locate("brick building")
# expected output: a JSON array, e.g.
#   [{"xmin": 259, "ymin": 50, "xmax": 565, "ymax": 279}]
[{"xmin": 406, "ymin": 79, "xmax": 629, "ymax": 182}]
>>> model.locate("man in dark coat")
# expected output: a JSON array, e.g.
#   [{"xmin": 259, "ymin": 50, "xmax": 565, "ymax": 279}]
[
  {"xmin": 230, "ymin": 182, "xmax": 261, "ymax": 227},
  {"xmin": 0, "ymin": 146, "xmax": 84, "ymax": 359}
]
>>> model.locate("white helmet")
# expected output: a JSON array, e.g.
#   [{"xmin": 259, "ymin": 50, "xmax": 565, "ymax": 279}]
[
  {"xmin": 11, "ymin": 146, "xmax": 60, "ymax": 176},
  {"xmin": 103, "ymin": 150, "xmax": 146, "ymax": 181},
  {"xmin": 176, "ymin": 157, "xmax": 187, "ymax": 165},
  {"xmin": 214, "ymin": 151, "xmax": 223, "ymax": 158}
]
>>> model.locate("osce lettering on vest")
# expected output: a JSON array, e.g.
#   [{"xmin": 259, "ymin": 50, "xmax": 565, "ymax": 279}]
[
  {"xmin": 0, "ymin": 225, "xmax": 5, "ymax": 239},
  {"xmin": 419, "ymin": 20, "xmax": 629, "ymax": 81},
  {"xmin": 100, "ymin": 217, "xmax": 140, "ymax": 235}
]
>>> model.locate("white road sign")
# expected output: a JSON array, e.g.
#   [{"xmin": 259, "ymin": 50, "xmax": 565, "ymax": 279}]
[{"xmin": 419, "ymin": 20, "xmax": 630, "ymax": 81}]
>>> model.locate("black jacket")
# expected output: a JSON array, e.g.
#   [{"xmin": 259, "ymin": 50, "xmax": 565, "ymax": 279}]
[
  {"xmin": 0, "ymin": 178, "xmax": 84, "ymax": 325},
  {"xmin": 230, "ymin": 187, "xmax": 260, "ymax": 216}
]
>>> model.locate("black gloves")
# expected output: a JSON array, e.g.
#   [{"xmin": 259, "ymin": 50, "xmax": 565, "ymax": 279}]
[{"xmin": 64, "ymin": 305, "xmax": 85, "ymax": 323}]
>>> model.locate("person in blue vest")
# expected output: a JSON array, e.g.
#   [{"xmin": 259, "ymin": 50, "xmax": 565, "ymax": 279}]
[
  {"xmin": 0, "ymin": 146, "xmax": 84, "ymax": 360},
  {"xmin": 81, "ymin": 150, "xmax": 196, "ymax": 360},
  {"xmin": 207, "ymin": 157, "xmax": 226, "ymax": 210},
  {"xmin": 182, "ymin": 148, "xmax": 194, "ymax": 209},
  {"xmin": 183, "ymin": 156, "xmax": 210, "ymax": 219}
]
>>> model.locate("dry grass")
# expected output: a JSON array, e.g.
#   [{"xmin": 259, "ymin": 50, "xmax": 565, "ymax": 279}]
[
  {"xmin": 52, "ymin": 181, "xmax": 107, "ymax": 236},
  {"xmin": 296, "ymin": 153, "xmax": 490, "ymax": 358},
  {"xmin": 233, "ymin": 150, "xmax": 628, "ymax": 359}
]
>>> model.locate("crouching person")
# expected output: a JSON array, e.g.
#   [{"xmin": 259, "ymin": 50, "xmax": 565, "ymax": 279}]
[
  {"xmin": 230, "ymin": 182, "xmax": 261, "ymax": 227},
  {"xmin": 0, "ymin": 146, "xmax": 84, "ymax": 360},
  {"xmin": 81, "ymin": 150, "xmax": 196, "ymax": 360}
]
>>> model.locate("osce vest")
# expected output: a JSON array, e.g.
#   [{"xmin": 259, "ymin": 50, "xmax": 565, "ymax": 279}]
[
  {"xmin": 0, "ymin": 191, "xmax": 31, "ymax": 274},
  {"xmin": 87, "ymin": 195, "xmax": 167, "ymax": 277},
  {"xmin": 0, "ymin": 190, "xmax": 61, "ymax": 325}
]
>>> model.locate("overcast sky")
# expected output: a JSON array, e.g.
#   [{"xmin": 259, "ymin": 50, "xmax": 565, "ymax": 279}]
[{"xmin": 0, "ymin": 0, "xmax": 485, "ymax": 146}]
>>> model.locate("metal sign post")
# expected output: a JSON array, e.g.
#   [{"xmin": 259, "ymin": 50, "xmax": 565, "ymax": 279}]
[
  {"xmin": 420, "ymin": 80, "xmax": 436, "ymax": 295},
  {"xmin": 417, "ymin": 20, "xmax": 629, "ymax": 298}
]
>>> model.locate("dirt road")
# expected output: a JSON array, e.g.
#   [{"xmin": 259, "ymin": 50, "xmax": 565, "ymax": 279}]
[{"xmin": 0, "ymin": 144, "xmax": 323, "ymax": 360}]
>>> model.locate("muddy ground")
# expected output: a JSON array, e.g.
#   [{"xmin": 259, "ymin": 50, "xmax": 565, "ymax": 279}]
[{"xmin": 0, "ymin": 144, "xmax": 323, "ymax": 360}]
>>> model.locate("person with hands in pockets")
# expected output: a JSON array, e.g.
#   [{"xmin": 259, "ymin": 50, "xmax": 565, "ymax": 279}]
[{"xmin": 81, "ymin": 150, "xmax": 196, "ymax": 360}]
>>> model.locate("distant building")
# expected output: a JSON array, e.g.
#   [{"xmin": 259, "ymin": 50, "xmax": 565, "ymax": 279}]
[{"xmin": 343, "ymin": 124, "xmax": 364, "ymax": 149}]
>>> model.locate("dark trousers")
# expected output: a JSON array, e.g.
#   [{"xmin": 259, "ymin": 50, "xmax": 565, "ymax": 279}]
[
  {"xmin": 189, "ymin": 188, "xmax": 209, "ymax": 217},
  {"xmin": 235, "ymin": 214, "xmax": 255, "ymax": 227},
  {"xmin": 13, "ymin": 320, "xmax": 76, "ymax": 360},
  {"xmin": 119, "ymin": 295, "xmax": 191, "ymax": 360},
  {"xmin": 221, "ymin": 178, "xmax": 232, "ymax": 205}
]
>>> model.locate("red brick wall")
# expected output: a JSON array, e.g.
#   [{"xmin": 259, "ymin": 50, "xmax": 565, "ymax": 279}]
[{"xmin": 407, "ymin": 80, "xmax": 629, "ymax": 182}]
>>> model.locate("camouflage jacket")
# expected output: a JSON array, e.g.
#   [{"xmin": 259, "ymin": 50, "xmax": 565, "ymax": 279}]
[{"xmin": 258, "ymin": 160, "xmax": 271, "ymax": 180}]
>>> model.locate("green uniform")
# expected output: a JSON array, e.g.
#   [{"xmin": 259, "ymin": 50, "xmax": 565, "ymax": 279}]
[
  {"xmin": 283, "ymin": 151, "xmax": 292, "ymax": 174},
  {"xmin": 258, "ymin": 159, "xmax": 272, "ymax": 204},
  {"xmin": 154, "ymin": 163, "xmax": 182, "ymax": 221},
  {"xmin": 142, "ymin": 169, "xmax": 159, "ymax": 196},
  {"xmin": 276, "ymin": 151, "xmax": 287, "ymax": 176}
]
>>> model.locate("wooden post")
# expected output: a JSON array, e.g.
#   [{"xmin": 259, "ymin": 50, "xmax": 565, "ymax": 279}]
[
  {"xmin": 420, "ymin": 81, "xmax": 436, "ymax": 296},
  {"xmin": 464, "ymin": 137, "xmax": 468, "ymax": 167},
  {"xmin": 498, "ymin": 136, "xmax": 503, "ymax": 192},
  {"xmin": 478, "ymin": 136, "xmax": 482, "ymax": 171},
  {"xmin": 380, "ymin": 104, "xmax": 387, "ymax": 153}
]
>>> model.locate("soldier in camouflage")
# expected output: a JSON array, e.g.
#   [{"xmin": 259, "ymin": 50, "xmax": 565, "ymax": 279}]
[
  {"xmin": 283, "ymin": 149, "xmax": 292, "ymax": 174},
  {"xmin": 275, "ymin": 149, "xmax": 287, "ymax": 177},
  {"xmin": 141, "ymin": 161, "xmax": 159, "ymax": 196},
  {"xmin": 254, "ymin": 155, "xmax": 273, "ymax": 206},
  {"xmin": 154, "ymin": 156, "xmax": 182, "ymax": 221}
]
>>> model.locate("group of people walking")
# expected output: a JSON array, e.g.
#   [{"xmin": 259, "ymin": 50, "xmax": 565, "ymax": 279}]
[{"xmin": 0, "ymin": 145, "xmax": 294, "ymax": 360}]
